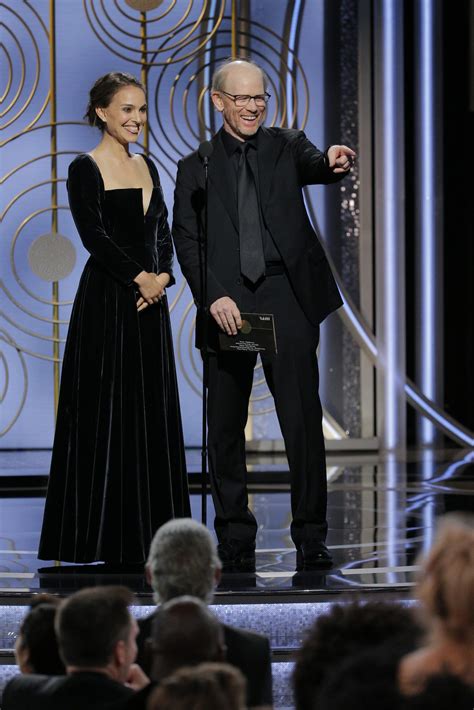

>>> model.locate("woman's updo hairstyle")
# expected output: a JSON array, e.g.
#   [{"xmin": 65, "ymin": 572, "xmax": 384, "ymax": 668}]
[{"xmin": 84, "ymin": 72, "xmax": 145, "ymax": 131}]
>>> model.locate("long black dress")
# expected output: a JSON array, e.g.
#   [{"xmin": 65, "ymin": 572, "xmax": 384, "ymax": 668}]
[{"xmin": 38, "ymin": 153, "xmax": 190, "ymax": 564}]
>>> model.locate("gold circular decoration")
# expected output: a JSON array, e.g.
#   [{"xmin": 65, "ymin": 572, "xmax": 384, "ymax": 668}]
[
  {"xmin": 124, "ymin": 0, "xmax": 165, "ymax": 9},
  {"xmin": 28, "ymin": 233, "xmax": 77, "ymax": 282}
]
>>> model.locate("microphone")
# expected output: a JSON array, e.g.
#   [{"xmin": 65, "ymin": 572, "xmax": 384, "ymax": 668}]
[{"xmin": 198, "ymin": 141, "xmax": 213, "ymax": 166}]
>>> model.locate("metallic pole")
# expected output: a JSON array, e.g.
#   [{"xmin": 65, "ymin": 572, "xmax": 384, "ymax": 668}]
[
  {"xmin": 140, "ymin": 12, "xmax": 149, "ymax": 152},
  {"xmin": 49, "ymin": 0, "xmax": 60, "ymax": 415},
  {"xmin": 374, "ymin": 0, "xmax": 406, "ymax": 451}
]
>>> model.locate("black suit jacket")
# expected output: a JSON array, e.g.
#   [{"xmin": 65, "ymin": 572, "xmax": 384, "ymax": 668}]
[
  {"xmin": 2, "ymin": 671, "xmax": 134, "ymax": 710},
  {"xmin": 172, "ymin": 126, "xmax": 344, "ymax": 333},
  {"xmin": 136, "ymin": 611, "xmax": 272, "ymax": 708}
]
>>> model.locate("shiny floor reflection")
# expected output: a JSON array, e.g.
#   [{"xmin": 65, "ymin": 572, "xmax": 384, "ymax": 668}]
[{"xmin": 1, "ymin": 448, "xmax": 473, "ymax": 595}]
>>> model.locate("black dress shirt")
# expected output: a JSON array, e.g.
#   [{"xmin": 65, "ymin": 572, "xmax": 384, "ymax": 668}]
[{"xmin": 221, "ymin": 128, "xmax": 283, "ymax": 265}]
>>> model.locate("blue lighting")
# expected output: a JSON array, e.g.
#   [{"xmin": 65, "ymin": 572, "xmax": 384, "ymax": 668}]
[
  {"xmin": 382, "ymin": 0, "xmax": 402, "ymax": 449},
  {"xmin": 419, "ymin": 0, "xmax": 437, "ymax": 445},
  {"xmin": 286, "ymin": 0, "xmax": 303, "ymax": 126}
]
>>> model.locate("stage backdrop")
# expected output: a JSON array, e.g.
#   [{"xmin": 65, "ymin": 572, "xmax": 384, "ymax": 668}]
[{"xmin": 1, "ymin": 0, "xmax": 368, "ymax": 448}]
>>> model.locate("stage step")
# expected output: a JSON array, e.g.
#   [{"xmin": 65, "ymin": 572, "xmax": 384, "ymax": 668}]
[{"xmin": 0, "ymin": 594, "xmax": 415, "ymax": 710}]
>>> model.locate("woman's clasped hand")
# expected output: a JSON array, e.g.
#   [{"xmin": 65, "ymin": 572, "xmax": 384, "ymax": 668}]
[{"xmin": 134, "ymin": 270, "xmax": 170, "ymax": 311}]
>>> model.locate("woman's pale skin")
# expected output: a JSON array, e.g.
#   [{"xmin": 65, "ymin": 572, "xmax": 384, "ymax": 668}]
[{"xmin": 90, "ymin": 84, "xmax": 169, "ymax": 312}]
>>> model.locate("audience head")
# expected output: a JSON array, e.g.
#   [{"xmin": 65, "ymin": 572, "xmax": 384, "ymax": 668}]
[
  {"xmin": 416, "ymin": 514, "xmax": 474, "ymax": 644},
  {"xmin": 55, "ymin": 585, "xmax": 137, "ymax": 682},
  {"xmin": 317, "ymin": 643, "xmax": 406, "ymax": 710},
  {"xmin": 14, "ymin": 594, "xmax": 65, "ymax": 675},
  {"xmin": 146, "ymin": 662, "xmax": 246, "ymax": 710},
  {"xmin": 293, "ymin": 600, "xmax": 421, "ymax": 710},
  {"xmin": 146, "ymin": 518, "xmax": 221, "ymax": 604},
  {"xmin": 148, "ymin": 596, "xmax": 225, "ymax": 681}
]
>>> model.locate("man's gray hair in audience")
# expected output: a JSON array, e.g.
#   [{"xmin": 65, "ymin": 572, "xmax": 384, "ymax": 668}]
[{"xmin": 147, "ymin": 518, "xmax": 221, "ymax": 604}]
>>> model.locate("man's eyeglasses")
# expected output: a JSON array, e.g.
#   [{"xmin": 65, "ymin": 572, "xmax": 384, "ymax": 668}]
[{"xmin": 219, "ymin": 91, "xmax": 271, "ymax": 108}]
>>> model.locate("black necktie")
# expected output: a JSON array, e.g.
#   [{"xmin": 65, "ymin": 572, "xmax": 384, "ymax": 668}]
[{"xmin": 237, "ymin": 143, "xmax": 265, "ymax": 283}]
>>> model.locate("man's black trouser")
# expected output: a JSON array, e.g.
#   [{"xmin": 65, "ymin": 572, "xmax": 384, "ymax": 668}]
[{"xmin": 207, "ymin": 271, "xmax": 328, "ymax": 549}]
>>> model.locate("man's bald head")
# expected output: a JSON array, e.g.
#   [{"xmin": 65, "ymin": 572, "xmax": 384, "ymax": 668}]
[{"xmin": 211, "ymin": 58, "xmax": 268, "ymax": 93}]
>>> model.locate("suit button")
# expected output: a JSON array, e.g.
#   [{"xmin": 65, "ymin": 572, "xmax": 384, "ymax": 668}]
[{"xmin": 236, "ymin": 278, "xmax": 241, "ymax": 284}]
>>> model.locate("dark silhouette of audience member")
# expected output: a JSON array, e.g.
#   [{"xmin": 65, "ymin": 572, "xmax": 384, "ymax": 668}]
[
  {"xmin": 14, "ymin": 594, "xmax": 65, "ymax": 675},
  {"xmin": 317, "ymin": 643, "xmax": 407, "ymax": 710},
  {"xmin": 292, "ymin": 600, "xmax": 422, "ymax": 710},
  {"xmin": 116, "ymin": 597, "xmax": 227, "ymax": 710},
  {"xmin": 137, "ymin": 518, "xmax": 272, "ymax": 707},
  {"xmin": 146, "ymin": 662, "xmax": 247, "ymax": 710},
  {"xmin": 399, "ymin": 515, "xmax": 474, "ymax": 695},
  {"xmin": 3, "ymin": 586, "xmax": 148, "ymax": 710},
  {"xmin": 148, "ymin": 596, "xmax": 226, "ymax": 681},
  {"xmin": 403, "ymin": 672, "xmax": 474, "ymax": 710}
]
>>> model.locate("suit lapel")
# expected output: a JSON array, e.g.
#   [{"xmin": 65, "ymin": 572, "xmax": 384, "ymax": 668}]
[
  {"xmin": 257, "ymin": 127, "xmax": 285, "ymax": 209},
  {"xmin": 208, "ymin": 130, "xmax": 239, "ymax": 233}
]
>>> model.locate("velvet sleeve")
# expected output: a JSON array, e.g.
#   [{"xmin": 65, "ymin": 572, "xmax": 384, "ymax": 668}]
[
  {"xmin": 67, "ymin": 155, "xmax": 144, "ymax": 285},
  {"xmin": 142, "ymin": 155, "xmax": 176, "ymax": 287},
  {"xmin": 156, "ymin": 192, "xmax": 176, "ymax": 286}
]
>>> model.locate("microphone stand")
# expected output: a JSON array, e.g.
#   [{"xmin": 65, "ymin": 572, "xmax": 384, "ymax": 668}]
[{"xmin": 200, "ymin": 153, "xmax": 210, "ymax": 526}]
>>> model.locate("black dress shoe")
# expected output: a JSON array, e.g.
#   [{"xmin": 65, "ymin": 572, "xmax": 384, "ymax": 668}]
[
  {"xmin": 218, "ymin": 541, "xmax": 256, "ymax": 573},
  {"xmin": 296, "ymin": 540, "xmax": 333, "ymax": 571}
]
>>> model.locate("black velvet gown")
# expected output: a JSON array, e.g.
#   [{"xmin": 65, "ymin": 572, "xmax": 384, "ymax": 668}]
[{"xmin": 38, "ymin": 153, "xmax": 190, "ymax": 564}]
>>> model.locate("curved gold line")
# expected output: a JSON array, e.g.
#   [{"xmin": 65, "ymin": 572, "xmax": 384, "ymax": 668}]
[
  {"xmin": 18, "ymin": 91, "xmax": 50, "ymax": 135},
  {"xmin": 0, "ymin": 148, "xmax": 82, "ymax": 182},
  {"xmin": 25, "ymin": 0, "xmax": 50, "ymax": 37},
  {"xmin": 0, "ymin": 6, "xmax": 42, "ymax": 128},
  {"xmin": 196, "ymin": 85, "xmax": 209, "ymax": 137},
  {"xmin": 0, "ymin": 44, "xmax": 13, "ymax": 101},
  {"xmin": 188, "ymin": 319, "xmax": 204, "ymax": 385},
  {"xmin": 0, "ymin": 309, "xmax": 67, "ymax": 344},
  {"xmin": 0, "ymin": 280, "xmax": 70, "ymax": 324},
  {"xmin": 0, "ymin": 351, "xmax": 8, "ymax": 402},
  {"xmin": 114, "ymin": 0, "xmax": 178, "ymax": 25},
  {"xmin": 167, "ymin": 277, "xmax": 187, "ymax": 314},
  {"xmin": 176, "ymin": 299, "xmax": 201, "ymax": 396},
  {"xmin": 157, "ymin": 43, "xmax": 284, "ymax": 157},
  {"xmin": 0, "ymin": 121, "xmax": 86, "ymax": 150},
  {"xmin": 134, "ymin": 141, "xmax": 177, "ymax": 183},
  {"xmin": 10, "ymin": 205, "xmax": 76, "ymax": 307},
  {"xmin": 0, "ymin": 178, "xmax": 65, "ymax": 221},
  {"xmin": 188, "ymin": 19, "xmax": 309, "ymax": 130},
  {"xmin": 87, "ymin": 0, "xmax": 201, "ymax": 53},
  {"xmin": 0, "ymin": 22, "xmax": 26, "ymax": 119},
  {"xmin": 100, "ymin": 0, "xmax": 192, "ymax": 40},
  {"xmin": 249, "ymin": 390, "xmax": 274, "ymax": 403},
  {"xmin": 165, "ymin": 19, "xmax": 308, "ymax": 133},
  {"xmin": 83, "ymin": 0, "xmax": 224, "ymax": 66},
  {"xmin": 0, "ymin": 330, "xmax": 29, "ymax": 437},
  {"xmin": 243, "ymin": 17, "xmax": 310, "ymax": 128},
  {"xmin": 248, "ymin": 406, "xmax": 276, "ymax": 417},
  {"xmin": 0, "ymin": 333, "xmax": 61, "ymax": 363}
]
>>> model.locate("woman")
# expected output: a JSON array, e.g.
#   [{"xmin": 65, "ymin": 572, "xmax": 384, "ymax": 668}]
[
  {"xmin": 38, "ymin": 72, "xmax": 190, "ymax": 565},
  {"xmin": 14, "ymin": 595, "xmax": 65, "ymax": 675},
  {"xmin": 399, "ymin": 515, "xmax": 474, "ymax": 694}
]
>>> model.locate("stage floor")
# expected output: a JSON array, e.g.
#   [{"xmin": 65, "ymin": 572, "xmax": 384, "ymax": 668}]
[{"xmin": 1, "ymin": 447, "xmax": 473, "ymax": 598}]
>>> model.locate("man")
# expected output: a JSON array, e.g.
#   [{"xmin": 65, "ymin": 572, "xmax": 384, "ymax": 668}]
[
  {"xmin": 136, "ymin": 518, "xmax": 272, "ymax": 708},
  {"xmin": 3, "ymin": 586, "xmax": 148, "ymax": 710},
  {"xmin": 172, "ymin": 58, "xmax": 355, "ymax": 572},
  {"xmin": 148, "ymin": 596, "xmax": 226, "ymax": 681}
]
